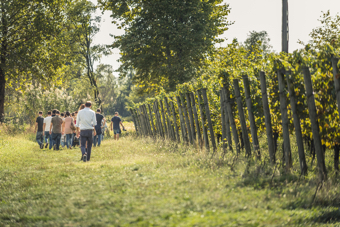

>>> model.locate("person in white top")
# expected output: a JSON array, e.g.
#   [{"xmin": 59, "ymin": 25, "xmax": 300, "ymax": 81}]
[
  {"xmin": 43, "ymin": 111, "xmax": 52, "ymax": 149},
  {"xmin": 76, "ymin": 101, "xmax": 97, "ymax": 162}
]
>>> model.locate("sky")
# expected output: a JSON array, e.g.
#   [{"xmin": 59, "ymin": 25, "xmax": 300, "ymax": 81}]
[{"xmin": 91, "ymin": 0, "xmax": 340, "ymax": 75}]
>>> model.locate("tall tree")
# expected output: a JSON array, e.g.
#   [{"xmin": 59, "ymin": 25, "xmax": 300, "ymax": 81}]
[
  {"xmin": 67, "ymin": 0, "xmax": 111, "ymax": 107},
  {"xmin": 244, "ymin": 31, "xmax": 272, "ymax": 56},
  {"xmin": 99, "ymin": 0, "xmax": 232, "ymax": 92},
  {"xmin": 0, "ymin": 0, "xmax": 72, "ymax": 121}
]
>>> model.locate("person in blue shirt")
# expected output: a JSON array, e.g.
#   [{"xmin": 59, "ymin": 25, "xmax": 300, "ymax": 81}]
[{"xmin": 111, "ymin": 112, "xmax": 125, "ymax": 140}]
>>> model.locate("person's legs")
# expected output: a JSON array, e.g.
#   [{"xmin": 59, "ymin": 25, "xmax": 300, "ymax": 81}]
[
  {"xmin": 49, "ymin": 133, "xmax": 53, "ymax": 149},
  {"xmin": 44, "ymin": 131, "xmax": 48, "ymax": 143},
  {"xmin": 93, "ymin": 135, "xmax": 97, "ymax": 147},
  {"xmin": 97, "ymin": 133, "xmax": 102, "ymax": 146},
  {"xmin": 86, "ymin": 131, "xmax": 93, "ymax": 161},
  {"xmin": 80, "ymin": 131, "xmax": 87, "ymax": 156},
  {"xmin": 66, "ymin": 134, "xmax": 71, "ymax": 148},
  {"xmin": 36, "ymin": 132, "xmax": 43, "ymax": 146},
  {"xmin": 55, "ymin": 133, "xmax": 61, "ymax": 150}
]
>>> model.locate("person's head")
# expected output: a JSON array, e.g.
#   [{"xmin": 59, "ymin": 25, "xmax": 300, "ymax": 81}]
[
  {"xmin": 60, "ymin": 113, "xmax": 65, "ymax": 118},
  {"xmin": 75, "ymin": 111, "xmax": 78, "ymax": 115},
  {"xmin": 47, "ymin": 111, "xmax": 52, "ymax": 116},
  {"xmin": 66, "ymin": 111, "xmax": 70, "ymax": 117},
  {"xmin": 38, "ymin": 111, "xmax": 43, "ymax": 116},
  {"xmin": 85, "ymin": 101, "xmax": 92, "ymax": 108},
  {"xmin": 78, "ymin": 104, "xmax": 85, "ymax": 111},
  {"xmin": 115, "ymin": 112, "xmax": 119, "ymax": 116},
  {"xmin": 96, "ymin": 108, "xmax": 101, "ymax": 113},
  {"xmin": 56, "ymin": 110, "xmax": 60, "ymax": 115},
  {"xmin": 71, "ymin": 112, "xmax": 75, "ymax": 117},
  {"xmin": 52, "ymin": 109, "xmax": 57, "ymax": 115}
]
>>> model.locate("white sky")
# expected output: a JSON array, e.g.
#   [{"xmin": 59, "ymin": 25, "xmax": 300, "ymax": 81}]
[{"xmin": 91, "ymin": 0, "xmax": 340, "ymax": 75}]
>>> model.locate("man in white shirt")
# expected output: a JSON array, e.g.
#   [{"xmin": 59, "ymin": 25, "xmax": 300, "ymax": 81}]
[
  {"xmin": 76, "ymin": 101, "xmax": 97, "ymax": 162},
  {"xmin": 43, "ymin": 111, "xmax": 52, "ymax": 149}
]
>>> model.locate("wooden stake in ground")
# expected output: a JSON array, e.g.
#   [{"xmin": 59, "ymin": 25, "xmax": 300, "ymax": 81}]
[
  {"xmin": 277, "ymin": 69, "xmax": 292, "ymax": 170},
  {"xmin": 130, "ymin": 108, "xmax": 139, "ymax": 136},
  {"xmin": 260, "ymin": 72, "xmax": 276, "ymax": 164},
  {"xmin": 221, "ymin": 88, "xmax": 233, "ymax": 152},
  {"xmin": 201, "ymin": 88, "xmax": 216, "ymax": 152},
  {"xmin": 176, "ymin": 96, "xmax": 188, "ymax": 143},
  {"xmin": 223, "ymin": 84, "xmax": 240, "ymax": 154},
  {"xmin": 233, "ymin": 79, "xmax": 251, "ymax": 157},
  {"xmin": 220, "ymin": 89, "xmax": 227, "ymax": 154},
  {"xmin": 154, "ymin": 101, "xmax": 164, "ymax": 138},
  {"xmin": 302, "ymin": 66, "xmax": 327, "ymax": 181},
  {"xmin": 243, "ymin": 75, "xmax": 260, "ymax": 159},
  {"xmin": 286, "ymin": 71, "xmax": 307, "ymax": 175},
  {"xmin": 164, "ymin": 97, "xmax": 176, "ymax": 141},
  {"xmin": 143, "ymin": 104, "xmax": 153, "ymax": 136},
  {"xmin": 180, "ymin": 95, "xmax": 193, "ymax": 144},
  {"xmin": 160, "ymin": 100, "xmax": 168, "ymax": 138},
  {"xmin": 148, "ymin": 104, "xmax": 157, "ymax": 137},
  {"xmin": 332, "ymin": 57, "xmax": 340, "ymax": 173},
  {"xmin": 186, "ymin": 93, "xmax": 196, "ymax": 142},
  {"xmin": 170, "ymin": 98, "xmax": 181, "ymax": 143},
  {"xmin": 190, "ymin": 92, "xmax": 202, "ymax": 148},
  {"xmin": 197, "ymin": 90, "xmax": 209, "ymax": 151}
]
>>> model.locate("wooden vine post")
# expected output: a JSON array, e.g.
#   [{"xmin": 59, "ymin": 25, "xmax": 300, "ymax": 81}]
[
  {"xmin": 148, "ymin": 104, "xmax": 157, "ymax": 136},
  {"xmin": 186, "ymin": 93, "xmax": 196, "ymax": 143},
  {"xmin": 143, "ymin": 104, "xmax": 153, "ymax": 137},
  {"xmin": 286, "ymin": 70, "xmax": 307, "ymax": 175},
  {"xmin": 223, "ymin": 84, "xmax": 240, "ymax": 154},
  {"xmin": 220, "ymin": 89, "xmax": 227, "ymax": 154},
  {"xmin": 160, "ymin": 100, "xmax": 168, "ymax": 138},
  {"xmin": 190, "ymin": 92, "xmax": 202, "ymax": 148},
  {"xmin": 136, "ymin": 108, "xmax": 145, "ymax": 137},
  {"xmin": 176, "ymin": 96, "xmax": 188, "ymax": 143},
  {"xmin": 180, "ymin": 95, "xmax": 194, "ymax": 144},
  {"xmin": 170, "ymin": 98, "xmax": 181, "ymax": 143},
  {"xmin": 302, "ymin": 66, "xmax": 327, "ymax": 181},
  {"xmin": 201, "ymin": 88, "xmax": 216, "ymax": 152},
  {"xmin": 153, "ymin": 101, "xmax": 164, "ymax": 138},
  {"xmin": 259, "ymin": 71, "xmax": 276, "ymax": 164},
  {"xmin": 277, "ymin": 69, "xmax": 293, "ymax": 170},
  {"xmin": 242, "ymin": 75, "xmax": 260, "ymax": 159},
  {"xmin": 332, "ymin": 57, "xmax": 340, "ymax": 172},
  {"xmin": 233, "ymin": 79, "xmax": 251, "ymax": 156},
  {"xmin": 197, "ymin": 90, "xmax": 209, "ymax": 151},
  {"xmin": 164, "ymin": 97, "xmax": 176, "ymax": 141},
  {"xmin": 140, "ymin": 106, "xmax": 150, "ymax": 136},
  {"xmin": 130, "ymin": 108, "xmax": 139, "ymax": 136}
]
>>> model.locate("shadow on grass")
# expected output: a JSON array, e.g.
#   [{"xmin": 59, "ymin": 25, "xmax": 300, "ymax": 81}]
[{"xmin": 313, "ymin": 209, "xmax": 340, "ymax": 224}]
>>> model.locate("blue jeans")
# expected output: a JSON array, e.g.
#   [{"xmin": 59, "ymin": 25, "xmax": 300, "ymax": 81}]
[
  {"xmin": 51, "ymin": 133, "xmax": 61, "ymax": 150},
  {"xmin": 36, "ymin": 132, "xmax": 44, "ymax": 146},
  {"xmin": 66, "ymin": 134, "xmax": 73, "ymax": 148},
  {"xmin": 45, "ymin": 131, "xmax": 53, "ymax": 149},
  {"xmin": 93, "ymin": 134, "xmax": 102, "ymax": 147},
  {"xmin": 80, "ymin": 130, "xmax": 93, "ymax": 161}
]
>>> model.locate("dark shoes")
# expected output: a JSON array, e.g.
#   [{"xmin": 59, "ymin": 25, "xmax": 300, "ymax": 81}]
[
  {"xmin": 45, "ymin": 143, "xmax": 48, "ymax": 148},
  {"xmin": 53, "ymin": 144, "xmax": 56, "ymax": 150},
  {"xmin": 83, "ymin": 153, "xmax": 87, "ymax": 162},
  {"xmin": 40, "ymin": 144, "xmax": 44, "ymax": 149}
]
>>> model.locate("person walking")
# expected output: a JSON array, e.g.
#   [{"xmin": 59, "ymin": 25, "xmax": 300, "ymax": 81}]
[
  {"xmin": 76, "ymin": 101, "xmax": 97, "ymax": 162},
  {"xmin": 111, "ymin": 112, "xmax": 125, "ymax": 141},
  {"xmin": 63, "ymin": 111, "xmax": 74, "ymax": 149},
  {"xmin": 60, "ymin": 112, "xmax": 66, "ymax": 148},
  {"xmin": 49, "ymin": 110, "xmax": 63, "ymax": 150},
  {"xmin": 94, "ymin": 108, "xmax": 105, "ymax": 147},
  {"xmin": 34, "ymin": 111, "xmax": 44, "ymax": 149},
  {"xmin": 43, "ymin": 111, "xmax": 52, "ymax": 149}
]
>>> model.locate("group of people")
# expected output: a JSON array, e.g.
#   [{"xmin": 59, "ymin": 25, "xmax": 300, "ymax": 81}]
[{"xmin": 34, "ymin": 101, "xmax": 125, "ymax": 162}]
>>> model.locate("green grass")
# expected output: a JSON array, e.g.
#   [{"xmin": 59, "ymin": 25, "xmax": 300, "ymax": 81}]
[{"xmin": 0, "ymin": 132, "xmax": 339, "ymax": 226}]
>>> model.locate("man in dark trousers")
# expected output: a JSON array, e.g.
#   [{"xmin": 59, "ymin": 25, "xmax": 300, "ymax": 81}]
[
  {"xmin": 34, "ymin": 111, "xmax": 44, "ymax": 149},
  {"xmin": 94, "ymin": 108, "xmax": 105, "ymax": 147},
  {"xmin": 111, "ymin": 112, "xmax": 125, "ymax": 141},
  {"xmin": 49, "ymin": 110, "xmax": 63, "ymax": 150},
  {"xmin": 76, "ymin": 101, "xmax": 97, "ymax": 162}
]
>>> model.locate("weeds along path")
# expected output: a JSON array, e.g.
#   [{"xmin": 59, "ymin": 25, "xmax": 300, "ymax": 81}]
[{"xmin": 0, "ymin": 135, "xmax": 339, "ymax": 226}]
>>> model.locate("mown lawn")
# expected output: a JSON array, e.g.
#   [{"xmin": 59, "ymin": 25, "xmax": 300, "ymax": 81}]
[{"xmin": 0, "ymin": 132, "xmax": 339, "ymax": 226}]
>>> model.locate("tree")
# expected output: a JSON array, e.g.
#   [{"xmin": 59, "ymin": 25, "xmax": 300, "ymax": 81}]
[
  {"xmin": 244, "ymin": 31, "xmax": 272, "ymax": 56},
  {"xmin": 67, "ymin": 0, "xmax": 111, "ymax": 108},
  {"xmin": 99, "ymin": 0, "xmax": 233, "ymax": 92},
  {"xmin": 0, "ymin": 0, "xmax": 72, "ymax": 121}
]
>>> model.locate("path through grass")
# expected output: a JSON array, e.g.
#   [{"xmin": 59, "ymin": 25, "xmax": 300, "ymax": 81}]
[{"xmin": 0, "ymin": 134, "xmax": 339, "ymax": 226}]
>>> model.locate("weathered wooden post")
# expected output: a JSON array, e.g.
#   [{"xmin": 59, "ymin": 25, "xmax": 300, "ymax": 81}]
[
  {"xmin": 221, "ymin": 89, "xmax": 233, "ymax": 152},
  {"xmin": 140, "ymin": 106, "xmax": 149, "ymax": 136},
  {"xmin": 143, "ymin": 104, "xmax": 153, "ymax": 136},
  {"xmin": 190, "ymin": 93, "xmax": 202, "ymax": 148},
  {"xmin": 148, "ymin": 104, "xmax": 157, "ymax": 136},
  {"xmin": 332, "ymin": 57, "xmax": 340, "ymax": 172},
  {"xmin": 302, "ymin": 66, "xmax": 327, "ymax": 181},
  {"xmin": 180, "ymin": 95, "xmax": 193, "ymax": 144},
  {"xmin": 220, "ymin": 89, "xmax": 227, "ymax": 154},
  {"xmin": 186, "ymin": 93, "xmax": 196, "ymax": 142},
  {"xmin": 160, "ymin": 100, "xmax": 168, "ymax": 138},
  {"xmin": 164, "ymin": 97, "xmax": 176, "ymax": 141},
  {"xmin": 223, "ymin": 84, "xmax": 240, "ymax": 154},
  {"xmin": 176, "ymin": 96, "xmax": 188, "ymax": 143},
  {"xmin": 197, "ymin": 90, "xmax": 209, "ymax": 151},
  {"xmin": 277, "ymin": 69, "xmax": 292, "ymax": 170},
  {"xmin": 170, "ymin": 98, "xmax": 181, "ymax": 143},
  {"xmin": 201, "ymin": 88, "xmax": 216, "ymax": 152},
  {"xmin": 260, "ymin": 71, "xmax": 276, "ymax": 164},
  {"xmin": 243, "ymin": 76, "xmax": 260, "ymax": 159},
  {"xmin": 130, "ymin": 108, "xmax": 139, "ymax": 136},
  {"xmin": 136, "ymin": 108, "xmax": 145, "ymax": 136},
  {"xmin": 154, "ymin": 100, "xmax": 164, "ymax": 138},
  {"xmin": 233, "ymin": 79, "xmax": 251, "ymax": 156},
  {"xmin": 286, "ymin": 71, "xmax": 307, "ymax": 175}
]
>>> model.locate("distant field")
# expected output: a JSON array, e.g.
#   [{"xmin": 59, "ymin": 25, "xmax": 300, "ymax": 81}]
[{"xmin": 0, "ymin": 131, "xmax": 339, "ymax": 226}]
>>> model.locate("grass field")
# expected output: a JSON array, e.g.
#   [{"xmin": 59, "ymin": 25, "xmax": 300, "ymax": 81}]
[{"xmin": 0, "ymin": 128, "xmax": 340, "ymax": 226}]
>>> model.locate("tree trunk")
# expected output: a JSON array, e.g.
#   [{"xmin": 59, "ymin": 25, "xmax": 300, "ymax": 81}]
[{"xmin": 0, "ymin": 67, "xmax": 5, "ymax": 122}]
